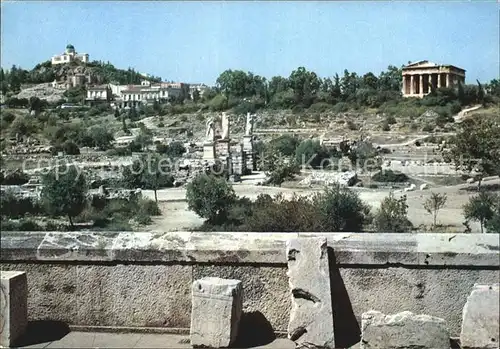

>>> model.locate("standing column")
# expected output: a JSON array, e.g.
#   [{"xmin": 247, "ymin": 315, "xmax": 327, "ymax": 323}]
[
  {"xmin": 436, "ymin": 73, "xmax": 441, "ymax": 88},
  {"xmin": 402, "ymin": 75, "xmax": 406, "ymax": 95},
  {"xmin": 446, "ymin": 74, "xmax": 451, "ymax": 88},
  {"xmin": 410, "ymin": 75, "xmax": 415, "ymax": 95},
  {"xmin": 419, "ymin": 75, "xmax": 423, "ymax": 95}
]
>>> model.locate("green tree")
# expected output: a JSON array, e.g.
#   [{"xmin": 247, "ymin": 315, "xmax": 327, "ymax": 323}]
[
  {"xmin": 192, "ymin": 89, "xmax": 200, "ymax": 103},
  {"xmin": 423, "ymin": 192, "xmax": 447, "ymax": 228},
  {"xmin": 10, "ymin": 115, "xmax": 36, "ymax": 138},
  {"xmin": 295, "ymin": 139, "xmax": 330, "ymax": 169},
  {"xmin": 374, "ymin": 193, "xmax": 413, "ymax": 232},
  {"xmin": 128, "ymin": 106, "xmax": 139, "ymax": 121},
  {"xmin": 289, "ymin": 67, "xmax": 320, "ymax": 106},
  {"xmin": 463, "ymin": 192, "xmax": 498, "ymax": 234},
  {"xmin": 134, "ymin": 125, "xmax": 153, "ymax": 151},
  {"xmin": 313, "ymin": 184, "xmax": 371, "ymax": 232},
  {"xmin": 41, "ymin": 165, "xmax": 87, "ymax": 228},
  {"xmin": 91, "ymin": 126, "xmax": 114, "ymax": 150},
  {"xmin": 186, "ymin": 173, "xmax": 236, "ymax": 224},
  {"xmin": 269, "ymin": 134, "xmax": 301, "ymax": 156},
  {"xmin": 451, "ymin": 115, "xmax": 500, "ymax": 185},
  {"xmin": 141, "ymin": 154, "xmax": 175, "ymax": 202}
]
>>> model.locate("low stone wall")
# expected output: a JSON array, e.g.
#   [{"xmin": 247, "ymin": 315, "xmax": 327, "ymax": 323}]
[{"xmin": 0, "ymin": 232, "xmax": 498, "ymax": 338}]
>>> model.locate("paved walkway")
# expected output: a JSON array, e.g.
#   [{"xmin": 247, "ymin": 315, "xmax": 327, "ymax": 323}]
[{"xmin": 18, "ymin": 331, "xmax": 296, "ymax": 349}]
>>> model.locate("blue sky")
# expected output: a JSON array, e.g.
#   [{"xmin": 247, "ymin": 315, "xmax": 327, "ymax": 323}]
[{"xmin": 1, "ymin": 1, "xmax": 498, "ymax": 85}]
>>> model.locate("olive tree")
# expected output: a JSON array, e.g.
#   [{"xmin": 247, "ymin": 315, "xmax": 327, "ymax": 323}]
[
  {"xmin": 41, "ymin": 165, "xmax": 87, "ymax": 228},
  {"xmin": 186, "ymin": 173, "xmax": 236, "ymax": 224}
]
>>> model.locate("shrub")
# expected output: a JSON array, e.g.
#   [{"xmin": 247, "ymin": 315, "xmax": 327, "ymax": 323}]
[
  {"xmin": 463, "ymin": 192, "xmax": 500, "ymax": 233},
  {"xmin": 381, "ymin": 121, "xmax": 390, "ymax": 131},
  {"xmin": 373, "ymin": 193, "xmax": 413, "ymax": 232},
  {"xmin": 295, "ymin": 140, "xmax": 331, "ymax": 169},
  {"xmin": 265, "ymin": 161, "xmax": 300, "ymax": 186},
  {"xmin": 0, "ymin": 190, "xmax": 44, "ymax": 218},
  {"xmin": 372, "ymin": 169, "xmax": 409, "ymax": 183},
  {"xmin": 386, "ymin": 115, "xmax": 397, "ymax": 125},
  {"xmin": 2, "ymin": 111, "xmax": 15, "ymax": 124},
  {"xmin": 41, "ymin": 165, "xmax": 87, "ymax": 228},
  {"xmin": 62, "ymin": 140, "xmax": 80, "ymax": 155},
  {"xmin": 242, "ymin": 194, "xmax": 321, "ymax": 232},
  {"xmin": 186, "ymin": 174, "xmax": 236, "ymax": 224},
  {"xmin": 208, "ymin": 94, "xmax": 228, "ymax": 112},
  {"xmin": 346, "ymin": 120, "xmax": 358, "ymax": 130},
  {"xmin": 0, "ymin": 218, "xmax": 43, "ymax": 231},
  {"xmin": 308, "ymin": 102, "xmax": 331, "ymax": 113},
  {"xmin": 332, "ymin": 102, "xmax": 349, "ymax": 113},
  {"xmin": 269, "ymin": 134, "xmax": 301, "ymax": 157},
  {"xmin": 422, "ymin": 123, "xmax": 434, "ymax": 132},
  {"xmin": 134, "ymin": 212, "xmax": 152, "ymax": 225},
  {"xmin": 313, "ymin": 184, "xmax": 371, "ymax": 232},
  {"xmin": 106, "ymin": 147, "xmax": 132, "ymax": 157},
  {"xmin": 1, "ymin": 170, "xmax": 30, "ymax": 185},
  {"xmin": 139, "ymin": 198, "xmax": 161, "ymax": 216}
]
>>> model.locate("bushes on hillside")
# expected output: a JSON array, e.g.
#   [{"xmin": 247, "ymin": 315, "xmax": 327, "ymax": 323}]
[
  {"xmin": 372, "ymin": 169, "xmax": 409, "ymax": 183},
  {"xmin": 1, "ymin": 170, "xmax": 30, "ymax": 185},
  {"xmin": 0, "ymin": 190, "xmax": 44, "ymax": 218},
  {"xmin": 295, "ymin": 139, "xmax": 331, "ymax": 168}
]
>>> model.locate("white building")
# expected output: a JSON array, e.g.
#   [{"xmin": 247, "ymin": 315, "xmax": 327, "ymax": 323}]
[
  {"xmin": 85, "ymin": 80, "xmax": 209, "ymax": 109},
  {"xmin": 85, "ymin": 85, "xmax": 112, "ymax": 106},
  {"xmin": 51, "ymin": 44, "xmax": 89, "ymax": 65}
]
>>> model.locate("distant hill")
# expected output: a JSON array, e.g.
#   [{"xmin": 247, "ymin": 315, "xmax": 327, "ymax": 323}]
[{"xmin": 7, "ymin": 60, "xmax": 162, "ymax": 87}]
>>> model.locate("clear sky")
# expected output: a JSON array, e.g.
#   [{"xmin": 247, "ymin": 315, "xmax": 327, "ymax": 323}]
[{"xmin": 1, "ymin": 1, "xmax": 498, "ymax": 85}]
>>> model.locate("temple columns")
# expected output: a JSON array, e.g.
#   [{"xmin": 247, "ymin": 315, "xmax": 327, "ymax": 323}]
[
  {"xmin": 419, "ymin": 75, "xmax": 423, "ymax": 95},
  {"xmin": 410, "ymin": 75, "xmax": 415, "ymax": 95},
  {"xmin": 446, "ymin": 74, "xmax": 451, "ymax": 88}
]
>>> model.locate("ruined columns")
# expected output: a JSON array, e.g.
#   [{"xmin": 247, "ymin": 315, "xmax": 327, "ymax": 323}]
[
  {"xmin": 419, "ymin": 75, "xmax": 423, "ymax": 95},
  {"xmin": 410, "ymin": 75, "xmax": 415, "ymax": 95},
  {"xmin": 437, "ymin": 73, "xmax": 441, "ymax": 88},
  {"xmin": 446, "ymin": 73, "xmax": 451, "ymax": 88}
]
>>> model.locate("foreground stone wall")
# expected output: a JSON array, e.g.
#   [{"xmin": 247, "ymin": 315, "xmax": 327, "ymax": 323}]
[{"xmin": 0, "ymin": 232, "xmax": 498, "ymax": 337}]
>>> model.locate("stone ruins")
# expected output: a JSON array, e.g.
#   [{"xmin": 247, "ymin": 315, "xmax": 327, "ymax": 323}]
[{"xmin": 2, "ymin": 235, "xmax": 498, "ymax": 348}]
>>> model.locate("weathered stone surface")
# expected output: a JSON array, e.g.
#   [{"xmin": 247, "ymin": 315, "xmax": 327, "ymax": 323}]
[
  {"xmin": 286, "ymin": 238, "xmax": 334, "ymax": 348},
  {"xmin": 1, "ymin": 271, "xmax": 28, "ymax": 348},
  {"xmin": 361, "ymin": 310, "xmax": 449, "ymax": 349},
  {"xmin": 461, "ymin": 284, "xmax": 499, "ymax": 349},
  {"xmin": 190, "ymin": 277, "xmax": 243, "ymax": 348}
]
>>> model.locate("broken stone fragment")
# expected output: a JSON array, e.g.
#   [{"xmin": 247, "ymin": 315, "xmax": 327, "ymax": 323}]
[
  {"xmin": 361, "ymin": 310, "xmax": 449, "ymax": 349},
  {"xmin": 1, "ymin": 271, "xmax": 28, "ymax": 348},
  {"xmin": 286, "ymin": 237, "xmax": 335, "ymax": 348},
  {"xmin": 461, "ymin": 284, "xmax": 499, "ymax": 349},
  {"xmin": 190, "ymin": 277, "xmax": 243, "ymax": 348}
]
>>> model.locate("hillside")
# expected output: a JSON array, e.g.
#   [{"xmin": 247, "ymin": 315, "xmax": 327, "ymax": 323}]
[{"xmin": 3, "ymin": 59, "xmax": 161, "ymax": 90}]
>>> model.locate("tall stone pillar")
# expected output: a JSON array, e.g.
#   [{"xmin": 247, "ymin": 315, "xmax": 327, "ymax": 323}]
[
  {"xmin": 401, "ymin": 75, "xmax": 406, "ymax": 95},
  {"xmin": 437, "ymin": 73, "xmax": 441, "ymax": 88},
  {"xmin": 419, "ymin": 75, "xmax": 423, "ymax": 95},
  {"xmin": 446, "ymin": 74, "xmax": 451, "ymax": 88},
  {"xmin": 410, "ymin": 75, "xmax": 415, "ymax": 95}
]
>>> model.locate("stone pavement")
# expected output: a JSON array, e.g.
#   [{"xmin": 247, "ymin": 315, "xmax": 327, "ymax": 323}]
[{"xmin": 17, "ymin": 331, "xmax": 296, "ymax": 349}]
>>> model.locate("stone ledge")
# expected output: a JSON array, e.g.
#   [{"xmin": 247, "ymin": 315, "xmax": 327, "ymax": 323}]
[{"xmin": 0, "ymin": 231, "xmax": 498, "ymax": 267}]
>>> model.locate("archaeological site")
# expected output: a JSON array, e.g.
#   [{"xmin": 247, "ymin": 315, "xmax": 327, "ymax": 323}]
[{"xmin": 1, "ymin": 1, "xmax": 499, "ymax": 348}]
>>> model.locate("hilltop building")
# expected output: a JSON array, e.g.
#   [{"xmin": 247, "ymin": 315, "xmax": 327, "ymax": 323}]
[
  {"xmin": 402, "ymin": 60, "xmax": 466, "ymax": 98},
  {"xmin": 51, "ymin": 44, "xmax": 89, "ymax": 66}
]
